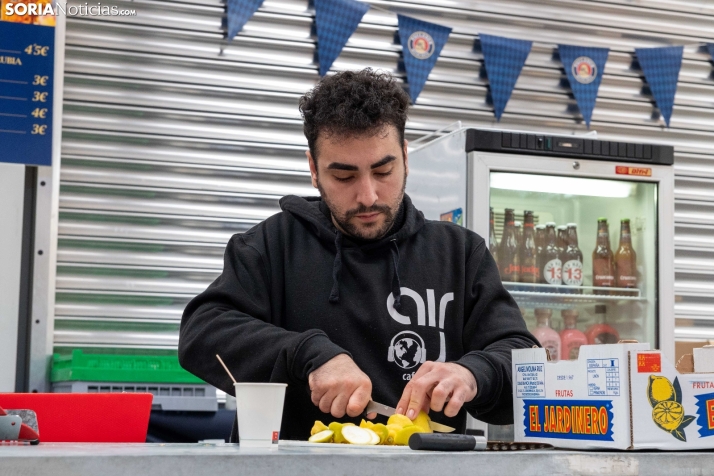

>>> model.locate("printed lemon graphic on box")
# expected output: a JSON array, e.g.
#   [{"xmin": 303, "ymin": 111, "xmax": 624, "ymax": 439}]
[{"xmin": 646, "ymin": 375, "xmax": 695, "ymax": 442}]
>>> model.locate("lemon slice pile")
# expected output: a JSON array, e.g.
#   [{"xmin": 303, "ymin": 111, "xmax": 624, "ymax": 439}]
[{"xmin": 308, "ymin": 411, "xmax": 432, "ymax": 446}]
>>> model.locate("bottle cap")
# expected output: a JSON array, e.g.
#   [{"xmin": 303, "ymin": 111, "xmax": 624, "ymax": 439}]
[
  {"xmin": 534, "ymin": 308, "xmax": 553, "ymax": 318},
  {"xmin": 621, "ymin": 218, "xmax": 630, "ymax": 223},
  {"xmin": 598, "ymin": 217, "xmax": 607, "ymax": 222},
  {"xmin": 546, "ymin": 222, "xmax": 556, "ymax": 227},
  {"xmin": 561, "ymin": 309, "xmax": 579, "ymax": 319},
  {"xmin": 505, "ymin": 208, "xmax": 514, "ymax": 212},
  {"xmin": 567, "ymin": 223, "xmax": 577, "ymax": 228}
]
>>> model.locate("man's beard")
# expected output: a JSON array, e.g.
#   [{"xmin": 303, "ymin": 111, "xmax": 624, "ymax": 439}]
[{"xmin": 318, "ymin": 171, "xmax": 407, "ymax": 240}]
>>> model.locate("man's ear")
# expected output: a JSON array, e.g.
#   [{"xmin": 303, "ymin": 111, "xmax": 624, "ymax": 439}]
[
  {"xmin": 403, "ymin": 140, "xmax": 409, "ymax": 176},
  {"xmin": 306, "ymin": 150, "xmax": 318, "ymax": 188}
]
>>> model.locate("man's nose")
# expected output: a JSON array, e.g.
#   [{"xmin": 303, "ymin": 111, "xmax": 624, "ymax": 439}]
[{"xmin": 355, "ymin": 175, "xmax": 378, "ymax": 207}]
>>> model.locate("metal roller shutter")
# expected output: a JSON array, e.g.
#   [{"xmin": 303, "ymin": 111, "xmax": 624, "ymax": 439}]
[{"xmin": 54, "ymin": 0, "xmax": 714, "ymax": 357}]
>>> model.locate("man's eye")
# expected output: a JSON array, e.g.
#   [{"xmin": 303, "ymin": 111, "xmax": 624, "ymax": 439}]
[
  {"xmin": 375, "ymin": 170, "xmax": 393, "ymax": 177},
  {"xmin": 334, "ymin": 176, "xmax": 354, "ymax": 182}
]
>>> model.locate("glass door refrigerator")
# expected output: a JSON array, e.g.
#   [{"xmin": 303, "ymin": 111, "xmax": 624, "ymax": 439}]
[{"xmin": 406, "ymin": 128, "xmax": 675, "ymax": 361}]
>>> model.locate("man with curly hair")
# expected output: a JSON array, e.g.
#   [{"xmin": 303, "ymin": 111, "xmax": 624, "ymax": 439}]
[{"xmin": 180, "ymin": 68, "xmax": 537, "ymax": 440}]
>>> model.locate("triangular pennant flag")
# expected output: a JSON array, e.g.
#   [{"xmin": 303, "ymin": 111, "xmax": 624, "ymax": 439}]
[
  {"xmin": 635, "ymin": 46, "xmax": 684, "ymax": 127},
  {"xmin": 478, "ymin": 34, "xmax": 532, "ymax": 121},
  {"xmin": 397, "ymin": 15, "xmax": 452, "ymax": 104},
  {"xmin": 706, "ymin": 43, "xmax": 714, "ymax": 62},
  {"xmin": 314, "ymin": 0, "xmax": 369, "ymax": 77},
  {"xmin": 226, "ymin": 0, "xmax": 266, "ymax": 41},
  {"xmin": 557, "ymin": 45, "xmax": 609, "ymax": 127}
]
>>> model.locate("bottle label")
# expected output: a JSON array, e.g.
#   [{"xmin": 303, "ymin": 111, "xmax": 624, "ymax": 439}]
[
  {"xmin": 502, "ymin": 264, "xmax": 520, "ymax": 276},
  {"xmin": 562, "ymin": 260, "xmax": 583, "ymax": 286},
  {"xmin": 543, "ymin": 259, "xmax": 562, "ymax": 285},
  {"xmin": 543, "ymin": 342, "xmax": 559, "ymax": 361},
  {"xmin": 594, "ymin": 275, "xmax": 615, "ymax": 287}
]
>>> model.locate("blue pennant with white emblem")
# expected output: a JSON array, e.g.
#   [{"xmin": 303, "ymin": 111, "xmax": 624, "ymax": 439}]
[
  {"xmin": 706, "ymin": 44, "xmax": 714, "ymax": 63},
  {"xmin": 478, "ymin": 34, "xmax": 532, "ymax": 121},
  {"xmin": 314, "ymin": 0, "xmax": 370, "ymax": 77},
  {"xmin": 226, "ymin": 0, "xmax": 266, "ymax": 41},
  {"xmin": 397, "ymin": 15, "xmax": 452, "ymax": 104},
  {"xmin": 558, "ymin": 45, "xmax": 609, "ymax": 127},
  {"xmin": 635, "ymin": 46, "xmax": 684, "ymax": 127}
]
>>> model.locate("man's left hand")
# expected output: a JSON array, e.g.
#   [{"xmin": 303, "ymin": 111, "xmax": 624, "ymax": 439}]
[{"xmin": 396, "ymin": 361, "xmax": 477, "ymax": 419}]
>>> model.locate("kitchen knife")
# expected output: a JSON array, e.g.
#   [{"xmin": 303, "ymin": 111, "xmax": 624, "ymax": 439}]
[{"xmin": 364, "ymin": 400, "xmax": 455, "ymax": 433}]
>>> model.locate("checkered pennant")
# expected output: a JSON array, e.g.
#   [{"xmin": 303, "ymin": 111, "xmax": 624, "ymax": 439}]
[
  {"xmin": 478, "ymin": 34, "xmax": 532, "ymax": 121},
  {"xmin": 635, "ymin": 46, "xmax": 684, "ymax": 128},
  {"xmin": 558, "ymin": 45, "xmax": 609, "ymax": 128},
  {"xmin": 226, "ymin": 0, "xmax": 265, "ymax": 40},
  {"xmin": 315, "ymin": 0, "xmax": 369, "ymax": 77},
  {"xmin": 397, "ymin": 14, "xmax": 452, "ymax": 104}
]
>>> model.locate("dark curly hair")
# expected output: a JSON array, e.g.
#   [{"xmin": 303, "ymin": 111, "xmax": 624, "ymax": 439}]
[{"xmin": 299, "ymin": 68, "xmax": 410, "ymax": 161}]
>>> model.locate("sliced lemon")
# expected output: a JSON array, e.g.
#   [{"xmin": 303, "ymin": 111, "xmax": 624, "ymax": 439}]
[
  {"xmin": 387, "ymin": 413, "xmax": 413, "ymax": 429},
  {"xmin": 372, "ymin": 423, "xmax": 389, "ymax": 444},
  {"xmin": 341, "ymin": 425, "xmax": 373, "ymax": 445},
  {"xmin": 308, "ymin": 430, "xmax": 334, "ymax": 443},
  {"xmin": 365, "ymin": 428, "xmax": 381, "ymax": 445},
  {"xmin": 412, "ymin": 411, "xmax": 433, "ymax": 433},
  {"xmin": 394, "ymin": 424, "xmax": 424, "ymax": 446},
  {"xmin": 310, "ymin": 420, "xmax": 329, "ymax": 436}
]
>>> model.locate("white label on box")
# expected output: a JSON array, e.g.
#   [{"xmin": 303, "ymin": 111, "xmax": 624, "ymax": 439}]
[
  {"xmin": 515, "ymin": 363, "xmax": 545, "ymax": 398},
  {"xmin": 587, "ymin": 358, "xmax": 620, "ymax": 397}
]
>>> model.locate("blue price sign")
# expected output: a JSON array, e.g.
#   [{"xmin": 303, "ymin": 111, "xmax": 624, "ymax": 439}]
[{"xmin": 0, "ymin": 21, "xmax": 55, "ymax": 166}]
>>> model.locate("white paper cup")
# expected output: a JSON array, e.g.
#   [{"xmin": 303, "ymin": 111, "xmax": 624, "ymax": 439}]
[{"xmin": 234, "ymin": 383, "xmax": 287, "ymax": 448}]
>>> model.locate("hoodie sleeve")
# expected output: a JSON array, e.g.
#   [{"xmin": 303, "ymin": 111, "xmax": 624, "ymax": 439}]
[
  {"xmin": 454, "ymin": 241, "xmax": 540, "ymax": 425},
  {"xmin": 179, "ymin": 234, "xmax": 349, "ymax": 396}
]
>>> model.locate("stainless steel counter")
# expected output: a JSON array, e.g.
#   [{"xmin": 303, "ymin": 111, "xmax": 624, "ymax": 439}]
[{"xmin": 2, "ymin": 442, "xmax": 714, "ymax": 476}]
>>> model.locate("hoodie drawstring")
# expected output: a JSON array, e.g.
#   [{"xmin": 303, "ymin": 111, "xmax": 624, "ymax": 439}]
[
  {"xmin": 329, "ymin": 231, "xmax": 343, "ymax": 304},
  {"xmin": 390, "ymin": 239, "xmax": 402, "ymax": 311}
]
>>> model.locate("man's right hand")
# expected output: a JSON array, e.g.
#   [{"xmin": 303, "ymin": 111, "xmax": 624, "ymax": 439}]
[{"xmin": 308, "ymin": 354, "xmax": 372, "ymax": 418}]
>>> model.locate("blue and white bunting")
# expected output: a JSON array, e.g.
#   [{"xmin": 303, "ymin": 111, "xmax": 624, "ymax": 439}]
[
  {"xmin": 478, "ymin": 34, "xmax": 532, "ymax": 121},
  {"xmin": 635, "ymin": 46, "xmax": 684, "ymax": 127},
  {"xmin": 226, "ymin": 0, "xmax": 266, "ymax": 41},
  {"xmin": 557, "ymin": 45, "xmax": 609, "ymax": 127},
  {"xmin": 397, "ymin": 15, "xmax": 452, "ymax": 104},
  {"xmin": 706, "ymin": 43, "xmax": 714, "ymax": 62},
  {"xmin": 314, "ymin": 0, "xmax": 370, "ymax": 77}
]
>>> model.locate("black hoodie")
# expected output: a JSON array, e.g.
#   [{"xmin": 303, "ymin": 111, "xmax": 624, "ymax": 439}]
[{"xmin": 179, "ymin": 194, "xmax": 539, "ymax": 440}]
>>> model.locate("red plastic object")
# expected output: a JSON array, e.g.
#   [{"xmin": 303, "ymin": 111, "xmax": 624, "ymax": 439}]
[{"xmin": 0, "ymin": 393, "xmax": 152, "ymax": 443}]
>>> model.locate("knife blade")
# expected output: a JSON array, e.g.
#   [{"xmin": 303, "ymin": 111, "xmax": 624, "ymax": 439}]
[{"xmin": 364, "ymin": 400, "xmax": 456, "ymax": 433}]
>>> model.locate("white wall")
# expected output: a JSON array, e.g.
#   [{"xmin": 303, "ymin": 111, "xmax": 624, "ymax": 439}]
[{"xmin": 0, "ymin": 163, "xmax": 25, "ymax": 392}]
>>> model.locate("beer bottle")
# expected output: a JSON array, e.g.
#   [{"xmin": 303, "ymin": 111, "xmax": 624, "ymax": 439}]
[
  {"xmin": 519, "ymin": 211, "xmax": 539, "ymax": 284},
  {"xmin": 615, "ymin": 219, "xmax": 638, "ymax": 288},
  {"xmin": 489, "ymin": 207, "xmax": 499, "ymax": 270},
  {"xmin": 592, "ymin": 218, "xmax": 615, "ymax": 294},
  {"xmin": 499, "ymin": 208, "xmax": 520, "ymax": 282},
  {"xmin": 562, "ymin": 223, "xmax": 584, "ymax": 292},
  {"xmin": 535, "ymin": 224, "xmax": 546, "ymax": 284},
  {"xmin": 556, "ymin": 225, "xmax": 568, "ymax": 258},
  {"xmin": 535, "ymin": 224, "xmax": 546, "ymax": 253},
  {"xmin": 542, "ymin": 222, "xmax": 562, "ymax": 286},
  {"xmin": 514, "ymin": 221, "xmax": 523, "ymax": 249}
]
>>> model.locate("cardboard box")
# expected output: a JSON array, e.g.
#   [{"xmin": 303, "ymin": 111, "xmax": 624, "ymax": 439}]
[
  {"xmin": 630, "ymin": 346, "xmax": 714, "ymax": 450},
  {"xmin": 512, "ymin": 342, "xmax": 650, "ymax": 450}
]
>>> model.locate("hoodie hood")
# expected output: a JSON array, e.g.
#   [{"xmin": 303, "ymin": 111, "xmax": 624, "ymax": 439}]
[{"xmin": 279, "ymin": 194, "xmax": 425, "ymax": 309}]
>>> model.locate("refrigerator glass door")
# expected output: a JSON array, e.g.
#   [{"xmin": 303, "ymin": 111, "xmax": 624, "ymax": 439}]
[{"xmin": 469, "ymin": 151, "xmax": 674, "ymax": 360}]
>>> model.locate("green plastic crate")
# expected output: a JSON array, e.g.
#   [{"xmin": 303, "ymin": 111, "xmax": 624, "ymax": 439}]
[{"xmin": 51, "ymin": 350, "xmax": 204, "ymax": 384}]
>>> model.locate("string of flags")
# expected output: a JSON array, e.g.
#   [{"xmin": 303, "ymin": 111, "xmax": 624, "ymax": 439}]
[{"xmin": 227, "ymin": 0, "xmax": 697, "ymax": 128}]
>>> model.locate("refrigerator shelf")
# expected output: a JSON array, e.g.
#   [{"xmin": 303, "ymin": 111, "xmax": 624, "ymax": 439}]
[{"xmin": 503, "ymin": 282, "xmax": 644, "ymax": 309}]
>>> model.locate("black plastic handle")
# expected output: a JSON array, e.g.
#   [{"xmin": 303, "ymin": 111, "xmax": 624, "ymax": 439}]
[{"xmin": 408, "ymin": 433, "xmax": 487, "ymax": 451}]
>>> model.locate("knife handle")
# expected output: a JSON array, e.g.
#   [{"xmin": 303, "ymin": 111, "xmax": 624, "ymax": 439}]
[{"xmin": 408, "ymin": 433, "xmax": 487, "ymax": 451}]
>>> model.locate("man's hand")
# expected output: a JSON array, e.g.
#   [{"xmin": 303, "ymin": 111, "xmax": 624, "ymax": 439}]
[
  {"xmin": 308, "ymin": 354, "xmax": 372, "ymax": 418},
  {"xmin": 396, "ymin": 361, "xmax": 477, "ymax": 419}
]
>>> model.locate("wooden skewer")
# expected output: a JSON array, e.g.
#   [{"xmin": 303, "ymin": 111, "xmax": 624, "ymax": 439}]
[{"xmin": 216, "ymin": 354, "xmax": 237, "ymax": 384}]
